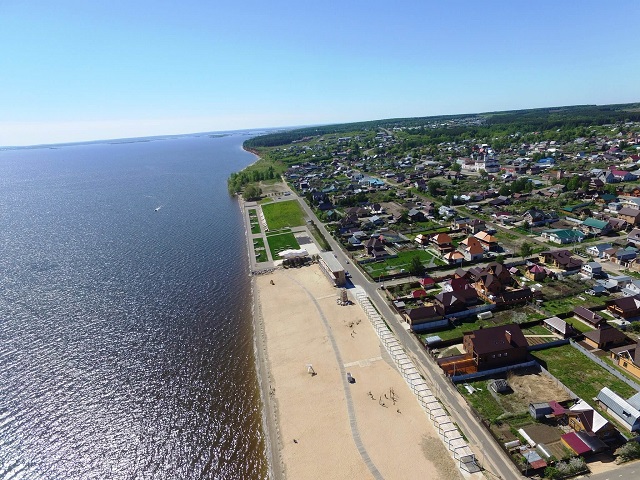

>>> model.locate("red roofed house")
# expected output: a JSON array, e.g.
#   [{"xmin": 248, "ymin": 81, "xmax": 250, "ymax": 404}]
[
  {"xmin": 458, "ymin": 236, "xmax": 485, "ymax": 262},
  {"xmin": 431, "ymin": 232, "xmax": 454, "ymax": 255},
  {"xmin": 474, "ymin": 231, "xmax": 499, "ymax": 251}
]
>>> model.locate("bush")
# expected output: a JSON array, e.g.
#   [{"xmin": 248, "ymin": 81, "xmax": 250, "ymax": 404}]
[{"xmin": 615, "ymin": 441, "xmax": 640, "ymax": 463}]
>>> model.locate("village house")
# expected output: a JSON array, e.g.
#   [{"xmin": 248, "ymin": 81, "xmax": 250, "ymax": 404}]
[
  {"xmin": 596, "ymin": 388, "xmax": 640, "ymax": 433},
  {"xmin": 583, "ymin": 323, "xmax": 629, "ymax": 350},
  {"xmin": 606, "ymin": 294, "xmax": 640, "ymax": 319},
  {"xmin": 580, "ymin": 218, "xmax": 611, "ymax": 236},
  {"xmin": 617, "ymin": 207, "xmax": 640, "ymax": 226},
  {"xmin": 404, "ymin": 305, "xmax": 446, "ymax": 333},
  {"xmin": 462, "ymin": 324, "xmax": 529, "ymax": 371},
  {"xmin": 431, "ymin": 232, "xmax": 454, "ymax": 255},
  {"xmin": 610, "ymin": 341, "xmax": 640, "ymax": 380},
  {"xmin": 581, "ymin": 261, "xmax": 603, "ymax": 278},
  {"xmin": 541, "ymin": 229, "xmax": 586, "ymax": 245},
  {"xmin": 627, "ymin": 228, "xmax": 640, "ymax": 246},
  {"xmin": 586, "ymin": 243, "xmax": 613, "ymax": 259},
  {"xmin": 474, "ymin": 231, "xmax": 499, "ymax": 251},
  {"xmin": 538, "ymin": 250, "xmax": 583, "ymax": 271},
  {"xmin": 573, "ymin": 306, "xmax": 605, "ymax": 327},
  {"xmin": 524, "ymin": 264, "xmax": 548, "ymax": 281},
  {"xmin": 566, "ymin": 399, "xmax": 616, "ymax": 440},
  {"xmin": 457, "ymin": 236, "xmax": 485, "ymax": 262}
]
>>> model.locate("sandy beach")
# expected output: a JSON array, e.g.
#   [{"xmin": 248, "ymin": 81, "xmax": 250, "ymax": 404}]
[{"xmin": 254, "ymin": 265, "xmax": 462, "ymax": 480}]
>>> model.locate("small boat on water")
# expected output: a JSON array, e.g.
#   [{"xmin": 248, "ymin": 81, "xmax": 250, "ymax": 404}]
[{"xmin": 155, "ymin": 206, "xmax": 161, "ymax": 212}]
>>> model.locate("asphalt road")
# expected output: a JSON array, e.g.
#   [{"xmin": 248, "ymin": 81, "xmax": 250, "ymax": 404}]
[{"xmin": 293, "ymin": 191, "xmax": 523, "ymax": 479}]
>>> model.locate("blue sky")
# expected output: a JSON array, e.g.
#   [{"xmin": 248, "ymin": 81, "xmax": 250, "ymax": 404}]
[{"xmin": 1, "ymin": 0, "xmax": 639, "ymax": 146}]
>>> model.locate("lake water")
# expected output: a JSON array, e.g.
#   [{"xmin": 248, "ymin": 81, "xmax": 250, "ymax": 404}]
[{"xmin": 0, "ymin": 133, "xmax": 267, "ymax": 479}]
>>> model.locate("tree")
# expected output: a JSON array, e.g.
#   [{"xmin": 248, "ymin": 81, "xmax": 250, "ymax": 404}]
[
  {"xmin": 498, "ymin": 185, "xmax": 511, "ymax": 196},
  {"xmin": 243, "ymin": 184, "xmax": 262, "ymax": 201},
  {"xmin": 479, "ymin": 169, "xmax": 488, "ymax": 179},
  {"xmin": 409, "ymin": 255, "xmax": 425, "ymax": 276},
  {"xmin": 428, "ymin": 180, "xmax": 441, "ymax": 196},
  {"xmin": 451, "ymin": 162, "xmax": 461, "ymax": 173},
  {"xmin": 520, "ymin": 242, "xmax": 533, "ymax": 259}
]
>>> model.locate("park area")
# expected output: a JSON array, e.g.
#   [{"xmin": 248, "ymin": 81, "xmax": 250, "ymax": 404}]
[
  {"xmin": 261, "ymin": 200, "xmax": 305, "ymax": 230},
  {"xmin": 253, "ymin": 237, "xmax": 268, "ymax": 263},
  {"xmin": 266, "ymin": 230, "xmax": 301, "ymax": 259},
  {"xmin": 248, "ymin": 209, "xmax": 261, "ymax": 234}
]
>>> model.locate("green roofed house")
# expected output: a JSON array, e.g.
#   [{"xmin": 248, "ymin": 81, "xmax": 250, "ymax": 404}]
[
  {"xmin": 541, "ymin": 229, "xmax": 586, "ymax": 244},
  {"xmin": 580, "ymin": 217, "xmax": 612, "ymax": 236}
]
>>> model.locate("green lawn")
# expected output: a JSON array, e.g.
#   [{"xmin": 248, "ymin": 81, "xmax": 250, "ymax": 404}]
[
  {"xmin": 266, "ymin": 232, "xmax": 301, "ymax": 259},
  {"xmin": 363, "ymin": 249, "xmax": 446, "ymax": 278},
  {"xmin": 253, "ymin": 237, "xmax": 268, "ymax": 263},
  {"xmin": 261, "ymin": 200, "xmax": 305, "ymax": 230},
  {"xmin": 564, "ymin": 318, "xmax": 594, "ymax": 333},
  {"xmin": 248, "ymin": 209, "xmax": 262, "ymax": 234},
  {"xmin": 542, "ymin": 296, "xmax": 605, "ymax": 316},
  {"xmin": 532, "ymin": 345, "xmax": 637, "ymax": 401},
  {"xmin": 523, "ymin": 325, "xmax": 553, "ymax": 336},
  {"xmin": 459, "ymin": 381, "xmax": 505, "ymax": 423}
]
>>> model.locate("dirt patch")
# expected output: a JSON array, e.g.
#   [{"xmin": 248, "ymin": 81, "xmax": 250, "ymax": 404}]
[
  {"xmin": 507, "ymin": 370, "xmax": 572, "ymax": 406},
  {"xmin": 491, "ymin": 423, "xmax": 518, "ymax": 444},
  {"xmin": 259, "ymin": 181, "xmax": 290, "ymax": 196},
  {"xmin": 521, "ymin": 423, "xmax": 562, "ymax": 445}
]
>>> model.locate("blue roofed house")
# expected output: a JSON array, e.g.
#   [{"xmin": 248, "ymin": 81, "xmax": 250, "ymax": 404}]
[
  {"xmin": 537, "ymin": 157, "xmax": 555, "ymax": 168},
  {"xmin": 586, "ymin": 243, "xmax": 613, "ymax": 259},
  {"xmin": 596, "ymin": 388, "xmax": 640, "ymax": 433}
]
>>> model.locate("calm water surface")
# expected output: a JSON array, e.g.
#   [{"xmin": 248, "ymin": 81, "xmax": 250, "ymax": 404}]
[{"xmin": 0, "ymin": 134, "xmax": 267, "ymax": 479}]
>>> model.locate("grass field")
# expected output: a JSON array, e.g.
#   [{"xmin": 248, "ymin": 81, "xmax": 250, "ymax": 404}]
[
  {"xmin": 564, "ymin": 317, "xmax": 594, "ymax": 333},
  {"xmin": 542, "ymin": 296, "xmax": 605, "ymax": 316},
  {"xmin": 266, "ymin": 232, "xmax": 301, "ymax": 259},
  {"xmin": 253, "ymin": 237, "xmax": 268, "ymax": 263},
  {"xmin": 248, "ymin": 209, "xmax": 261, "ymax": 234},
  {"xmin": 363, "ymin": 249, "xmax": 446, "ymax": 278},
  {"xmin": 261, "ymin": 200, "xmax": 305, "ymax": 230},
  {"xmin": 532, "ymin": 344, "xmax": 637, "ymax": 400}
]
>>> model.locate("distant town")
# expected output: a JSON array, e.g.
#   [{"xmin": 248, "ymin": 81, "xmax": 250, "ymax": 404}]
[{"xmin": 236, "ymin": 103, "xmax": 640, "ymax": 479}]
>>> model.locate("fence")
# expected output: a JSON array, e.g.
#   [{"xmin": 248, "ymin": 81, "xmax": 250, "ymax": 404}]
[{"xmin": 352, "ymin": 287, "xmax": 479, "ymax": 474}]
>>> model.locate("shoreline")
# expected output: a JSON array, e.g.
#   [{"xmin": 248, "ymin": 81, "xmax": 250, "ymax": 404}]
[{"xmin": 238, "ymin": 193, "xmax": 281, "ymax": 480}]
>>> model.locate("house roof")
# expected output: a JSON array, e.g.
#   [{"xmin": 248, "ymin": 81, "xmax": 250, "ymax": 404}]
[
  {"xmin": 406, "ymin": 306, "xmax": 441, "ymax": 322},
  {"xmin": 561, "ymin": 432, "xmax": 591, "ymax": 455},
  {"xmin": 597, "ymin": 387, "xmax": 640, "ymax": 429},
  {"xmin": 569, "ymin": 399, "xmax": 609, "ymax": 433},
  {"xmin": 607, "ymin": 294, "xmax": 640, "ymax": 314},
  {"xmin": 575, "ymin": 431, "xmax": 608, "ymax": 453},
  {"xmin": 544, "ymin": 316, "xmax": 570, "ymax": 335},
  {"xmin": 573, "ymin": 306, "xmax": 603, "ymax": 324},
  {"xmin": 583, "ymin": 218, "xmax": 609, "ymax": 229},
  {"xmin": 474, "ymin": 231, "xmax": 497, "ymax": 243},
  {"xmin": 443, "ymin": 251, "xmax": 464, "ymax": 261},
  {"xmin": 467, "ymin": 324, "xmax": 528, "ymax": 355},
  {"xmin": 432, "ymin": 232, "xmax": 452, "ymax": 245},
  {"xmin": 583, "ymin": 324, "xmax": 627, "ymax": 347}
]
